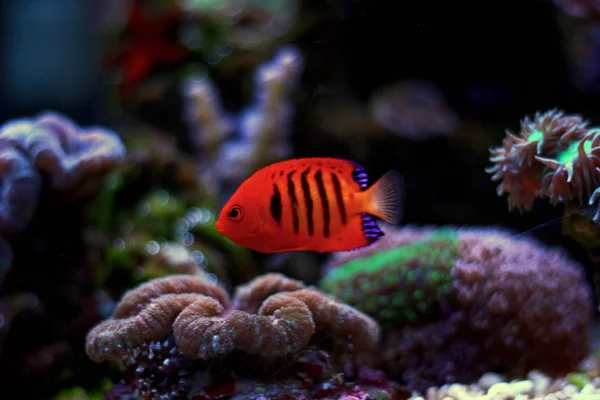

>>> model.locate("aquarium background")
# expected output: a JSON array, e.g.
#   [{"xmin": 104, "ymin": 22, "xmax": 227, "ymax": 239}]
[{"xmin": 0, "ymin": 0, "xmax": 599, "ymax": 399}]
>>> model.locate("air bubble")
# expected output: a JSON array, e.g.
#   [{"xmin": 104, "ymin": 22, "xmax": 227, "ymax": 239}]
[
  {"xmin": 193, "ymin": 250, "xmax": 205, "ymax": 264},
  {"xmin": 180, "ymin": 232, "xmax": 194, "ymax": 247},
  {"xmin": 145, "ymin": 241, "xmax": 160, "ymax": 255},
  {"xmin": 137, "ymin": 201, "xmax": 151, "ymax": 217},
  {"xmin": 156, "ymin": 190, "xmax": 170, "ymax": 206},
  {"xmin": 113, "ymin": 238, "xmax": 125, "ymax": 250},
  {"xmin": 205, "ymin": 273, "xmax": 218, "ymax": 284}
]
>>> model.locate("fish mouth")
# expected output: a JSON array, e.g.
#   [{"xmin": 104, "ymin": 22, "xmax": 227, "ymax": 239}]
[{"xmin": 215, "ymin": 219, "xmax": 223, "ymax": 234}]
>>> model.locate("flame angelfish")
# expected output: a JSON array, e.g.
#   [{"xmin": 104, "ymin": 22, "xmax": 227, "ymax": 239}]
[{"xmin": 215, "ymin": 157, "xmax": 404, "ymax": 253}]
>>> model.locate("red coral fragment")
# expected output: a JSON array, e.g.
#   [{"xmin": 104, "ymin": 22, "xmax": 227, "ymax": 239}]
[{"xmin": 108, "ymin": 0, "xmax": 189, "ymax": 97}]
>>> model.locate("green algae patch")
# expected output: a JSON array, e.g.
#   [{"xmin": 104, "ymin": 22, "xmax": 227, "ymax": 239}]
[
  {"xmin": 567, "ymin": 372, "xmax": 590, "ymax": 389},
  {"xmin": 319, "ymin": 229, "xmax": 459, "ymax": 329}
]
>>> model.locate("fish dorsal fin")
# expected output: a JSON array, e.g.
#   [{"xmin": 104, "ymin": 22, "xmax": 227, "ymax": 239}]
[{"xmin": 351, "ymin": 164, "xmax": 369, "ymax": 189}]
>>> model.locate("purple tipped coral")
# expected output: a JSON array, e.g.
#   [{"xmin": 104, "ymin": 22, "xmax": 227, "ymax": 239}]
[
  {"xmin": 0, "ymin": 141, "xmax": 41, "ymax": 235},
  {"xmin": 0, "ymin": 111, "xmax": 126, "ymax": 190}
]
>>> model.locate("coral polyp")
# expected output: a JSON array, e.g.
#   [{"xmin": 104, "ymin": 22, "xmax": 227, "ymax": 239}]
[
  {"xmin": 487, "ymin": 108, "xmax": 600, "ymax": 214},
  {"xmin": 537, "ymin": 132, "xmax": 600, "ymax": 204}
]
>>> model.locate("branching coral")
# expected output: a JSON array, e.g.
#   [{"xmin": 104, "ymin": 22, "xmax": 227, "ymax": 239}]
[
  {"xmin": 321, "ymin": 225, "xmax": 593, "ymax": 390},
  {"xmin": 0, "ymin": 111, "xmax": 126, "ymax": 191},
  {"xmin": 180, "ymin": 0, "xmax": 300, "ymax": 58},
  {"xmin": 86, "ymin": 273, "xmax": 379, "ymax": 365},
  {"xmin": 182, "ymin": 46, "xmax": 304, "ymax": 198}
]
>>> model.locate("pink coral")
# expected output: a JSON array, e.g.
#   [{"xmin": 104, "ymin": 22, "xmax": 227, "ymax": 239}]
[
  {"xmin": 324, "ymin": 225, "xmax": 592, "ymax": 389},
  {"xmin": 174, "ymin": 291, "xmax": 315, "ymax": 359},
  {"xmin": 452, "ymin": 228, "xmax": 592, "ymax": 374},
  {"xmin": 86, "ymin": 275, "xmax": 229, "ymax": 362},
  {"xmin": 86, "ymin": 273, "xmax": 379, "ymax": 364}
]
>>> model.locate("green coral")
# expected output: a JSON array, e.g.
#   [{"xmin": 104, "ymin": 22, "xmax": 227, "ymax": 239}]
[
  {"xmin": 567, "ymin": 372, "xmax": 591, "ymax": 389},
  {"xmin": 319, "ymin": 229, "xmax": 459, "ymax": 329}
]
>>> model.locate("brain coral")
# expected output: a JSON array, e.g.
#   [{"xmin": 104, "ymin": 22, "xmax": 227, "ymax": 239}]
[
  {"xmin": 321, "ymin": 224, "xmax": 593, "ymax": 389},
  {"xmin": 0, "ymin": 141, "xmax": 41, "ymax": 235},
  {"xmin": 86, "ymin": 273, "xmax": 379, "ymax": 364},
  {"xmin": 0, "ymin": 111, "xmax": 126, "ymax": 191}
]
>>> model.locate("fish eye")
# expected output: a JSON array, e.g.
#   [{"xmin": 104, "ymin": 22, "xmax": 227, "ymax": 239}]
[{"xmin": 227, "ymin": 205, "xmax": 243, "ymax": 221}]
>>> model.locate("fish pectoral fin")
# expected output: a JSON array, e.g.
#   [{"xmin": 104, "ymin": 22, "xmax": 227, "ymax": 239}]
[{"xmin": 364, "ymin": 170, "xmax": 404, "ymax": 224}]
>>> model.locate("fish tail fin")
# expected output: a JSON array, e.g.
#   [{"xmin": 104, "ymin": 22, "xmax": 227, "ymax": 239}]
[{"xmin": 364, "ymin": 170, "xmax": 404, "ymax": 224}]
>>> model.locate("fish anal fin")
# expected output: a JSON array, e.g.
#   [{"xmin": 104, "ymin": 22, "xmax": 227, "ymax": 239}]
[{"xmin": 361, "ymin": 212, "xmax": 384, "ymax": 239}]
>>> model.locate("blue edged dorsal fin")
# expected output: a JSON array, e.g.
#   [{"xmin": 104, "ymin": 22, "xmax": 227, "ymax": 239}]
[{"xmin": 352, "ymin": 165, "xmax": 369, "ymax": 190}]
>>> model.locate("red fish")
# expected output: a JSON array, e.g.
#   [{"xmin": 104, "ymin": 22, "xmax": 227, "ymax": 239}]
[{"xmin": 215, "ymin": 157, "xmax": 404, "ymax": 253}]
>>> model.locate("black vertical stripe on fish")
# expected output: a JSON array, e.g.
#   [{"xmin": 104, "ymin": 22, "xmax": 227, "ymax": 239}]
[
  {"xmin": 300, "ymin": 167, "xmax": 314, "ymax": 236},
  {"xmin": 269, "ymin": 184, "xmax": 282, "ymax": 225},
  {"xmin": 330, "ymin": 172, "xmax": 346, "ymax": 225},
  {"xmin": 287, "ymin": 171, "xmax": 299, "ymax": 234},
  {"xmin": 314, "ymin": 169, "xmax": 330, "ymax": 238}
]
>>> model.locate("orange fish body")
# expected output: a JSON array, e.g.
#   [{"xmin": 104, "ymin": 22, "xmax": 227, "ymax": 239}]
[{"xmin": 215, "ymin": 157, "xmax": 404, "ymax": 253}]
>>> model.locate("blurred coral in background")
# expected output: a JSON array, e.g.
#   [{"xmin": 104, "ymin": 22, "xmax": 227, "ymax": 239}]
[{"xmin": 0, "ymin": 0, "xmax": 599, "ymax": 399}]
